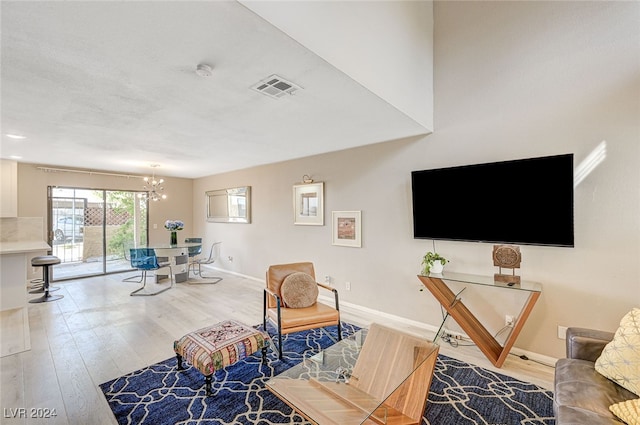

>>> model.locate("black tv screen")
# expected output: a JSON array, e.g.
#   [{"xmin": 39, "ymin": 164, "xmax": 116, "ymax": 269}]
[{"xmin": 411, "ymin": 154, "xmax": 574, "ymax": 247}]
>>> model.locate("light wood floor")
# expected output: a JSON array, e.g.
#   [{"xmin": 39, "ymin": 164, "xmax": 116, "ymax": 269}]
[{"xmin": 0, "ymin": 269, "xmax": 555, "ymax": 425}]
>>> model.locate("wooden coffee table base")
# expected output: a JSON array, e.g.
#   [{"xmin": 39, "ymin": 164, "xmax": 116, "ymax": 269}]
[{"xmin": 267, "ymin": 323, "xmax": 439, "ymax": 425}]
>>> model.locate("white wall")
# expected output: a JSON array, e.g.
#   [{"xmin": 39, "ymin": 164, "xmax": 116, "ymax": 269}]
[
  {"xmin": 431, "ymin": 1, "xmax": 640, "ymax": 353},
  {"xmin": 0, "ymin": 159, "xmax": 18, "ymax": 217},
  {"xmin": 194, "ymin": 1, "xmax": 639, "ymax": 359}
]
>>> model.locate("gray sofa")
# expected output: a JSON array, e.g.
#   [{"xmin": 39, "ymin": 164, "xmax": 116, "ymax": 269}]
[{"xmin": 554, "ymin": 327, "xmax": 637, "ymax": 424}]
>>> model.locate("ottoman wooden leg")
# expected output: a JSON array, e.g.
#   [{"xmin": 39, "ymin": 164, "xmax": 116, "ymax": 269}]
[
  {"xmin": 205, "ymin": 374, "xmax": 213, "ymax": 396},
  {"xmin": 176, "ymin": 354, "xmax": 183, "ymax": 370}
]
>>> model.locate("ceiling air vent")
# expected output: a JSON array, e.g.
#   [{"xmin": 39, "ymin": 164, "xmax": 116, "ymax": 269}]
[{"xmin": 251, "ymin": 75, "xmax": 302, "ymax": 99}]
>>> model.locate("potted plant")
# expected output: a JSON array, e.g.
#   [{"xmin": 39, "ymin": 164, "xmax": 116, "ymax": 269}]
[{"xmin": 421, "ymin": 251, "xmax": 448, "ymax": 275}]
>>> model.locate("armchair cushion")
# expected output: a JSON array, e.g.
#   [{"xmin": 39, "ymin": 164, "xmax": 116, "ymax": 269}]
[
  {"xmin": 595, "ymin": 308, "xmax": 640, "ymax": 396},
  {"xmin": 267, "ymin": 302, "xmax": 340, "ymax": 333},
  {"xmin": 281, "ymin": 272, "xmax": 318, "ymax": 308}
]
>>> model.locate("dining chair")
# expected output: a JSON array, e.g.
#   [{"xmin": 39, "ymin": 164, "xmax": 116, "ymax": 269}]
[
  {"xmin": 129, "ymin": 248, "xmax": 174, "ymax": 296},
  {"xmin": 185, "ymin": 237, "xmax": 202, "ymax": 257},
  {"xmin": 188, "ymin": 241, "xmax": 223, "ymax": 284},
  {"xmin": 185, "ymin": 237, "xmax": 202, "ymax": 275},
  {"xmin": 121, "ymin": 242, "xmax": 143, "ymax": 283}
]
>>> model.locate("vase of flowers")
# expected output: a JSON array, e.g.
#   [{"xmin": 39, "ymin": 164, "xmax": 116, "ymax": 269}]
[{"xmin": 164, "ymin": 219, "xmax": 184, "ymax": 245}]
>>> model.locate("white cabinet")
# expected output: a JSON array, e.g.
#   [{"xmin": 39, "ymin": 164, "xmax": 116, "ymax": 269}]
[{"xmin": 0, "ymin": 159, "xmax": 18, "ymax": 217}]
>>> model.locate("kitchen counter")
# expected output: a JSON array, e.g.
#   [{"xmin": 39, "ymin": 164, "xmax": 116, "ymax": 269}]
[
  {"xmin": 0, "ymin": 239, "xmax": 50, "ymax": 357},
  {"xmin": 0, "ymin": 218, "xmax": 50, "ymax": 356},
  {"xmin": 0, "ymin": 240, "xmax": 50, "ymax": 311},
  {"xmin": 0, "ymin": 240, "xmax": 51, "ymax": 254}
]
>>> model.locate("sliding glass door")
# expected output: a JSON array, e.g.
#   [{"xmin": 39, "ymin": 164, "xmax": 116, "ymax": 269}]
[{"xmin": 48, "ymin": 186, "xmax": 148, "ymax": 281}]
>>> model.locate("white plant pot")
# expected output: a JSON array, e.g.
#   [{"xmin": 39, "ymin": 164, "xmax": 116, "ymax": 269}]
[{"xmin": 430, "ymin": 262, "xmax": 444, "ymax": 274}]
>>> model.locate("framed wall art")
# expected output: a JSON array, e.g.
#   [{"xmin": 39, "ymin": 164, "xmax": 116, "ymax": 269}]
[
  {"xmin": 293, "ymin": 182, "xmax": 324, "ymax": 225},
  {"xmin": 332, "ymin": 211, "xmax": 361, "ymax": 247}
]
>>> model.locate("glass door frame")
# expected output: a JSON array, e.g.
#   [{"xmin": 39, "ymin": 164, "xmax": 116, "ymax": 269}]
[{"xmin": 48, "ymin": 185, "xmax": 149, "ymax": 281}]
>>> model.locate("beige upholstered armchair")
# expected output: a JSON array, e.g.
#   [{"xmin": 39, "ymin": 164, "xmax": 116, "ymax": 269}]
[{"xmin": 263, "ymin": 262, "xmax": 341, "ymax": 359}]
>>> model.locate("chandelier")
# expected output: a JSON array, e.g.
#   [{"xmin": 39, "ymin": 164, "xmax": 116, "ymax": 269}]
[{"xmin": 139, "ymin": 164, "xmax": 167, "ymax": 201}]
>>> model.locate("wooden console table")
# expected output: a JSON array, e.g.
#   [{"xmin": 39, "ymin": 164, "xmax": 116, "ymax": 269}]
[{"xmin": 418, "ymin": 272, "xmax": 541, "ymax": 368}]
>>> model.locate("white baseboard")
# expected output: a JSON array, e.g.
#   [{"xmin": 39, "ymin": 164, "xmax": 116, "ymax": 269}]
[{"xmin": 207, "ymin": 266, "xmax": 263, "ymax": 283}]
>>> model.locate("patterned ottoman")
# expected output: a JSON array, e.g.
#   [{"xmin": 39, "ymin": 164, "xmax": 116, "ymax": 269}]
[{"xmin": 174, "ymin": 319, "xmax": 270, "ymax": 396}]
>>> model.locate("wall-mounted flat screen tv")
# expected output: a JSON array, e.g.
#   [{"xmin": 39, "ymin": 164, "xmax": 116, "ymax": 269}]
[{"xmin": 411, "ymin": 154, "xmax": 574, "ymax": 247}]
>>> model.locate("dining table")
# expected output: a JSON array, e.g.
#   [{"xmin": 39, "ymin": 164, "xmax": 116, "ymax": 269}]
[{"xmin": 143, "ymin": 242, "xmax": 201, "ymax": 284}]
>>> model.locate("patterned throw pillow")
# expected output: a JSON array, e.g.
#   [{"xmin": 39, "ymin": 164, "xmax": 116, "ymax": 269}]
[
  {"xmin": 610, "ymin": 398, "xmax": 640, "ymax": 425},
  {"xmin": 281, "ymin": 272, "xmax": 318, "ymax": 308},
  {"xmin": 595, "ymin": 308, "xmax": 640, "ymax": 396}
]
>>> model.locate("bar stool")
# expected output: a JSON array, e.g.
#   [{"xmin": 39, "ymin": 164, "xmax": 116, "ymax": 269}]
[
  {"xmin": 28, "ymin": 276, "xmax": 60, "ymax": 294},
  {"xmin": 28, "ymin": 277, "xmax": 44, "ymax": 290},
  {"xmin": 29, "ymin": 255, "xmax": 63, "ymax": 303}
]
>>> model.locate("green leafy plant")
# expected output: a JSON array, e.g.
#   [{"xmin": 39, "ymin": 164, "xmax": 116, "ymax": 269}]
[
  {"xmin": 105, "ymin": 191, "xmax": 148, "ymax": 257},
  {"xmin": 421, "ymin": 251, "xmax": 448, "ymax": 275}
]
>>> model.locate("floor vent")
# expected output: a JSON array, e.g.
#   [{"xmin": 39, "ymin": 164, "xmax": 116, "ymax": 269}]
[{"xmin": 251, "ymin": 75, "xmax": 301, "ymax": 99}]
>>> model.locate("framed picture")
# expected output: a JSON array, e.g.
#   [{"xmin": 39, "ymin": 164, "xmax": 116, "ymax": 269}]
[
  {"xmin": 293, "ymin": 182, "xmax": 324, "ymax": 225},
  {"xmin": 332, "ymin": 211, "xmax": 362, "ymax": 247}
]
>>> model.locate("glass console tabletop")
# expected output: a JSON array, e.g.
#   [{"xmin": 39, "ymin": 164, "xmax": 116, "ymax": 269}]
[
  {"xmin": 427, "ymin": 271, "xmax": 542, "ymax": 293},
  {"xmin": 266, "ymin": 323, "xmax": 439, "ymax": 425}
]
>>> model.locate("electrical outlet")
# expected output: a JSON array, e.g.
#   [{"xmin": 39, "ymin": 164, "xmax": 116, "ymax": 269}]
[
  {"xmin": 557, "ymin": 325, "xmax": 568, "ymax": 340},
  {"xmin": 345, "ymin": 281, "xmax": 351, "ymax": 291},
  {"xmin": 505, "ymin": 315, "xmax": 515, "ymax": 327},
  {"xmin": 325, "ymin": 275, "xmax": 331, "ymax": 284},
  {"xmin": 227, "ymin": 256, "xmax": 233, "ymax": 262}
]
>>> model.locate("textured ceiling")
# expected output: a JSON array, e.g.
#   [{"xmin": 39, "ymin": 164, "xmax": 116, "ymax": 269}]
[{"xmin": 0, "ymin": 1, "xmax": 429, "ymax": 178}]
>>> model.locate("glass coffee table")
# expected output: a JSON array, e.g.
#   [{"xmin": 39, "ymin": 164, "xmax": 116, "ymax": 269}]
[{"xmin": 266, "ymin": 323, "xmax": 439, "ymax": 425}]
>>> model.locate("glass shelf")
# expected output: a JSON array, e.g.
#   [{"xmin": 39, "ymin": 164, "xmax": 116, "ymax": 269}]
[{"xmin": 426, "ymin": 271, "xmax": 541, "ymax": 293}]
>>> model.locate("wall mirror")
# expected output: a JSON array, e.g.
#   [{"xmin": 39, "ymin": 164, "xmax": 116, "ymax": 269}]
[{"xmin": 206, "ymin": 186, "xmax": 251, "ymax": 223}]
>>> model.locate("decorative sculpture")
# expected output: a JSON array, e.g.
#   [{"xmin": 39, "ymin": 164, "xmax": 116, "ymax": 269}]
[{"xmin": 493, "ymin": 244, "xmax": 521, "ymax": 285}]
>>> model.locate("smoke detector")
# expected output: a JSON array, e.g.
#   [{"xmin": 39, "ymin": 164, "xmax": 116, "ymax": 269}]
[
  {"xmin": 195, "ymin": 63, "xmax": 213, "ymax": 77},
  {"xmin": 251, "ymin": 74, "xmax": 302, "ymax": 99}
]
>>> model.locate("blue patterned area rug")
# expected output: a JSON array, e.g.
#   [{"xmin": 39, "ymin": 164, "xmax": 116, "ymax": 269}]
[
  {"xmin": 99, "ymin": 323, "xmax": 555, "ymax": 425},
  {"xmin": 427, "ymin": 356, "xmax": 554, "ymax": 424}
]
